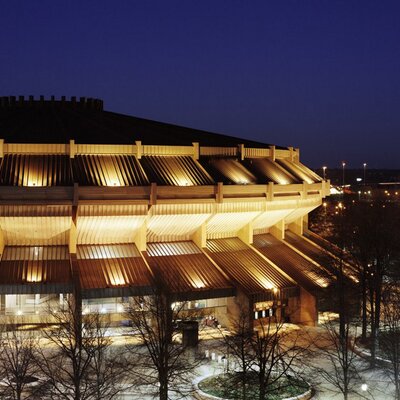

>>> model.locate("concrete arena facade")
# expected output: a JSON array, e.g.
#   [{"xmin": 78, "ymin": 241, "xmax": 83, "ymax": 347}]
[{"xmin": 0, "ymin": 96, "xmax": 332, "ymax": 326}]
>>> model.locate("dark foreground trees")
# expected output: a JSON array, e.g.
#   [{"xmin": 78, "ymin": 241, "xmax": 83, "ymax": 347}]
[
  {"xmin": 380, "ymin": 280, "xmax": 400, "ymax": 399},
  {"xmin": 37, "ymin": 296, "xmax": 128, "ymax": 400},
  {"xmin": 311, "ymin": 197, "xmax": 400, "ymax": 367},
  {"xmin": 125, "ymin": 288, "xmax": 200, "ymax": 400},
  {"xmin": 220, "ymin": 303, "xmax": 309, "ymax": 400},
  {"xmin": 0, "ymin": 322, "xmax": 41, "ymax": 400}
]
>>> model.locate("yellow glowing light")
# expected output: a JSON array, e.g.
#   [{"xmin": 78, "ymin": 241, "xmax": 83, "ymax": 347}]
[
  {"xmin": 16, "ymin": 310, "xmax": 23, "ymax": 316},
  {"xmin": 316, "ymin": 278, "xmax": 329, "ymax": 288},
  {"xmin": 27, "ymin": 275, "xmax": 41, "ymax": 283},
  {"xmin": 192, "ymin": 279, "xmax": 206, "ymax": 289},
  {"xmin": 260, "ymin": 279, "xmax": 274, "ymax": 290},
  {"xmin": 175, "ymin": 177, "xmax": 192, "ymax": 186},
  {"xmin": 110, "ymin": 277, "xmax": 126, "ymax": 286}
]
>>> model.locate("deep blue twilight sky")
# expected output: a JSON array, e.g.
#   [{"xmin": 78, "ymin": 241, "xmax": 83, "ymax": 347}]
[{"xmin": 1, "ymin": 1, "xmax": 399, "ymax": 168}]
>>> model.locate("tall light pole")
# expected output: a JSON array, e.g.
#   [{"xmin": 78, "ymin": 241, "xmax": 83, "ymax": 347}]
[
  {"xmin": 342, "ymin": 162, "xmax": 346, "ymax": 189},
  {"xmin": 322, "ymin": 166, "xmax": 327, "ymax": 181},
  {"xmin": 363, "ymin": 163, "xmax": 367, "ymax": 186}
]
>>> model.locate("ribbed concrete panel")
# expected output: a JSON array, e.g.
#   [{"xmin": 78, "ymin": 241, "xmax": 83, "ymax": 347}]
[
  {"xmin": 145, "ymin": 241, "xmax": 232, "ymax": 294},
  {"xmin": 147, "ymin": 214, "xmax": 210, "ymax": 242},
  {"xmin": 79, "ymin": 204, "xmax": 148, "ymax": 217},
  {"xmin": 252, "ymin": 234, "xmax": 332, "ymax": 291},
  {"xmin": 77, "ymin": 216, "xmax": 146, "ymax": 244},
  {"xmin": 253, "ymin": 209, "xmax": 294, "ymax": 231},
  {"xmin": 284, "ymin": 205, "xmax": 319, "ymax": 224},
  {"xmin": 206, "ymin": 212, "xmax": 260, "ymax": 238},
  {"xmin": 276, "ymin": 159, "xmax": 318, "ymax": 184},
  {"xmin": 216, "ymin": 201, "xmax": 266, "ymax": 213},
  {"xmin": 0, "ymin": 205, "xmax": 71, "ymax": 217},
  {"xmin": 147, "ymin": 241, "xmax": 201, "ymax": 256},
  {"xmin": 200, "ymin": 157, "xmax": 257, "ymax": 184},
  {"xmin": 243, "ymin": 158, "xmax": 299, "ymax": 184},
  {"xmin": 77, "ymin": 243, "xmax": 152, "ymax": 290},
  {"xmin": 292, "ymin": 161, "xmax": 322, "ymax": 182},
  {"xmin": 140, "ymin": 156, "xmax": 214, "ymax": 186},
  {"xmin": 0, "ymin": 245, "xmax": 72, "ymax": 293},
  {"xmin": 73, "ymin": 155, "xmax": 149, "ymax": 186},
  {"xmin": 0, "ymin": 216, "xmax": 70, "ymax": 246},
  {"xmin": 285, "ymin": 231, "xmax": 338, "ymax": 273},
  {"xmin": 303, "ymin": 230, "xmax": 358, "ymax": 278},
  {"xmin": 206, "ymin": 238, "xmax": 295, "ymax": 294},
  {"xmin": 150, "ymin": 203, "xmax": 214, "ymax": 216},
  {"xmin": 0, "ymin": 154, "xmax": 72, "ymax": 186}
]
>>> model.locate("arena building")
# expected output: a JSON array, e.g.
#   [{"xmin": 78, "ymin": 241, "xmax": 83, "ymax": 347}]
[{"xmin": 0, "ymin": 95, "xmax": 333, "ymax": 326}]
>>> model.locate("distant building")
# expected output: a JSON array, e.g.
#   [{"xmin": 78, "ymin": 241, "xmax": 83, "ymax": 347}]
[{"xmin": 0, "ymin": 95, "xmax": 332, "ymax": 326}]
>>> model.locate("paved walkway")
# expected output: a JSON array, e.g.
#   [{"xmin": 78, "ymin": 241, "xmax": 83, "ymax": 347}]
[{"xmin": 113, "ymin": 324, "xmax": 396, "ymax": 399}]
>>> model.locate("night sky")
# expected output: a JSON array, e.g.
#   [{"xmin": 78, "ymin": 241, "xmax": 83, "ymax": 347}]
[{"xmin": 1, "ymin": 1, "xmax": 399, "ymax": 169}]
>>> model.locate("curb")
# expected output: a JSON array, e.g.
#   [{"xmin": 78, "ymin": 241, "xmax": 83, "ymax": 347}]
[{"xmin": 193, "ymin": 373, "xmax": 313, "ymax": 400}]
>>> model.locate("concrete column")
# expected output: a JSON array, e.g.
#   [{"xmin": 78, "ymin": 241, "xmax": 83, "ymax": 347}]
[
  {"xmin": 70, "ymin": 185, "xmax": 78, "ymax": 254},
  {"xmin": 0, "ymin": 228, "xmax": 4, "ymax": 256},
  {"xmin": 238, "ymin": 221, "xmax": 253, "ymax": 245},
  {"xmin": 226, "ymin": 290, "xmax": 254, "ymax": 331},
  {"xmin": 134, "ymin": 221, "xmax": 147, "ymax": 252},
  {"xmin": 288, "ymin": 216, "xmax": 303, "ymax": 236},
  {"xmin": 150, "ymin": 183, "xmax": 157, "ymax": 205},
  {"xmin": 303, "ymin": 213, "xmax": 309, "ymax": 230},
  {"xmin": 270, "ymin": 219, "xmax": 285, "ymax": 240},
  {"xmin": 135, "ymin": 140, "xmax": 142, "ymax": 159},
  {"xmin": 267, "ymin": 181, "xmax": 274, "ymax": 201},
  {"xmin": 269, "ymin": 145, "xmax": 276, "ymax": 161},
  {"xmin": 192, "ymin": 223, "xmax": 206, "ymax": 248},
  {"xmin": 216, "ymin": 182, "xmax": 223, "ymax": 203},
  {"xmin": 289, "ymin": 146, "xmax": 294, "ymax": 161},
  {"xmin": 69, "ymin": 139, "xmax": 75, "ymax": 158},
  {"xmin": 238, "ymin": 144, "xmax": 245, "ymax": 160},
  {"xmin": 69, "ymin": 214, "xmax": 77, "ymax": 254},
  {"xmin": 288, "ymin": 288, "xmax": 317, "ymax": 326},
  {"xmin": 192, "ymin": 142, "xmax": 199, "ymax": 160}
]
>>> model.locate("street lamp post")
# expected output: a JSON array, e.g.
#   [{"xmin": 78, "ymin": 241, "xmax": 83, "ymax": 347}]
[
  {"xmin": 363, "ymin": 163, "xmax": 367, "ymax": 186},
  {"xmin": 322, "ymin": 166, "xmax": 327, "ymax": 181},
  {"xmin": 342, "ymin": 162, "xmax": 346, "ymax": 192}
]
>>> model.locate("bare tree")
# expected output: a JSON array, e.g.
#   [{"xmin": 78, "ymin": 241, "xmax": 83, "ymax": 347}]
[
  {"xmin": 314, "ymin": 317, "xmax": 362, "ymax": 400},
  {"xmin": 0, "ymin": 322, "xmax": 41, "ymax": 400},
  {"xmin": 310, "ymin": 200, "xmax": 366, "ymax": 399},
  {"xmin": 219, "ymin": 302, "xmax": 254, "ymax": 400},
  {"xmin": 37, "ymin": 296, "xmax": 127, "ymax": 400},
  {"xmin": 349, "ymin": 200, "xmax": 400, "ymax": 365},
  {"xmin": 380, "ymin": 280, "xmax": 400, "ymax": 399},
  {"xmin": 251, "ymin": 318, "xmax": 308, "ymax": 400},
  {"xmin": 219, "ymin": 303, "xmax": 309, "ymax": 400},
  {"xmin": 125, "ymin": 286, "xmax": 200, "ymax": 400}
]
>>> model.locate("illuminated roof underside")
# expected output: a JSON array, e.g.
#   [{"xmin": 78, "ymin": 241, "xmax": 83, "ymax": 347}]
[
  {"xmin": 0, "ymin": 246, "xmax": 72, "ymax": 294},
  {"xmin": 145, "ymin": 241, "xmax": 234, "ymax": 300},
  {"xmin": 206, "ymin": 238, "xmax": 297, "ymax": 301},
  {"xmin": 76, "ymin": 244, "xmax": 153, "ymax": 298},
  {"xmin": 252, "ymin": 234, "xmax": 331, "ymax": 292}
]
